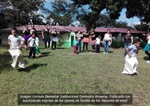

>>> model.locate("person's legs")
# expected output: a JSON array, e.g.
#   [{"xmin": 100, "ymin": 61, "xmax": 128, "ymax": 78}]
[
  {"xmin": 48, "ymin": 40, "xmax": 50, "ymax": 49},
  {"xmin": 106, "ymin": 41, "xmax": 109, "ymax": 53},
  {"xmin": 51, "ymin": 41, "xmax": 54, "ymax": 49},
  {"xmin": 86, "ymin": 43, "xmax": 88, "ymax": 51},
  {"xmin": 78, "ymin": 40, "xmax": 81, "ymax": 53},
  {"xmin": 104, "ymin": 40, "xmax": 107, "ymax": 53},
  {"xmin": 145, "ymin": 51, "xmax": 150, "ymax": 63},
  {"xmin": 29, "ymin": 47, "xmax": 32, "ymax": 58},
  {"xmin": 32, "ymin": 47, "xmax": 36, "ymax": 58},
  {"xmin": 83, "ymin": 42, "xmax": 85, "ymax": 51},
  {"xmin": 54, "ymin": 42, "xmax": 56, "ymax": 50},
  {"xmin": 44, "ymin": 40, "xmax": 47, "ymax": 49}
]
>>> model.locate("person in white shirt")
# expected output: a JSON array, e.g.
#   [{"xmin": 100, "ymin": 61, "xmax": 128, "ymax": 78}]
[
  {"xmin": 8, "ymin": 28, "xmax": 25, "ymax": 69},
  {"xmin": 95, "ymin": 35, "xmax": 101, "ymax": 53},
  {"xmin": 27, "ymin": 31, "xmax": 39, "ymax": 58},
  {"xmin": 144, "ymin": 34, "xmax": 150, "ymax": 63},
  {"xmin": 103, "ymin": 29, "xmax": 112, "ymax": 54}
]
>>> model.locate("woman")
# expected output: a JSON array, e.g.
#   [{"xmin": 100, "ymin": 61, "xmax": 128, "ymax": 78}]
[
  {"xmin": 90, "ymin": 30, "xmax": 96, "ymax": 52},
  {"xmin": 51, "ymin": 28, "xmax": 59, "ymax": 50},
  {"xmin": 76, "ymin": 30, "xmax": 82, "ymax": 53},
  {"xmin": 144, "ymin": 33, "xmax": 150, "ymax": 63},
  {"xmin": 42, "ymin": 26, "xmax": 51, "ymax": 50},
  {"xmin": 123, "ymin": 30, "xmax": 133, "ymax": 56},
  {"xmin": 82, "ymin": 30, "xmax": 89, "ymax": 52},
  {"xmin": 103, "ymin": 29, "xmax": 112, "ymax": 54}
]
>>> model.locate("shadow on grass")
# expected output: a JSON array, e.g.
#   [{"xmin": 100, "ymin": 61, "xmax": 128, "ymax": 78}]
[
  {"xmin": 0, "ymin": 55, "xmax": 12, "ymax": 73},
  {"xmin": 17, "ymin": 63, "xmax": 47, "ymax": 72},
  {"xmin": 143, "ymin": 56, "xmax": 149, "ymax": 60}
]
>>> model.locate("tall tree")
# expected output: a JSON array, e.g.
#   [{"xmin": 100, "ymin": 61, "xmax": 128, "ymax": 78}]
[
  {"xmin": 0, "ymin": 0, "xmax": 45, "ymax": 28},
  {"xmin": 72, "ymin": 0, "xmax": 124, "ymax": 29},
  {"xmin": 47, "ymin": 0, "xmax": 78, "ymax": 26},
  {"xmin": 125, "ymin": 0, "xmax": 150, "ymax": 24}
]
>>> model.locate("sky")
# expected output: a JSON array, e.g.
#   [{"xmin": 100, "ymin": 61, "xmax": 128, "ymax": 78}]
[{"xmin": 44, "ymin": 0, "xmax": 140, "ymax": 27}]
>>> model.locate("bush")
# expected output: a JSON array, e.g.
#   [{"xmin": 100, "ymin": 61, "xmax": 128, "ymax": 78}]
[{"xmin": 57, "ymin": 39, "xmax": 66, "ymax": 47}]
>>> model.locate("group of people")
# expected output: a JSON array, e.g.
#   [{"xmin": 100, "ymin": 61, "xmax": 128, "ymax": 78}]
[
  {"xmin": 7, "ymin": 27, "xmax": 150, "ymax": 76},
  {"xmin": 73, "ymin": 29, "xmax": 112, "ymax": 54}
]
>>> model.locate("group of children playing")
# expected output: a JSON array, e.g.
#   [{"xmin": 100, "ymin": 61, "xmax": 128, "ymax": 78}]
[{"xmin": 7, "ymin": 27, "xmax": 150, "ymax": 76}]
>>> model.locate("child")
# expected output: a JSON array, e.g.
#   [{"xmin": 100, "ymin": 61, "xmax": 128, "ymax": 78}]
[
  {"xmin": 122, "ymin": 39, "xmax": 141, "ymax": 75},
  {"xmin": 27, "ymin": 31, "xmax": 39, "ymax": 58},
  {"xmin": 95, "ymin": 35, "xmax": 101, "ymax": 53},
  {"xmin": 8, "ymin": 28, "xmax": 25, "ymax": 68},
  {"xmin": 73, "ymin": 37, "xmax": 78, "ymax": 54},
  {"xmin": 144, "ymin": 33, "xmax": 150, "ymax": 63}
]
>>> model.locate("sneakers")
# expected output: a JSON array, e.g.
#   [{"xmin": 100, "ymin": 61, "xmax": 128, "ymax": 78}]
[{"xmin": 146, "ymin": 61, "xmax": 150, "ymax": 63}]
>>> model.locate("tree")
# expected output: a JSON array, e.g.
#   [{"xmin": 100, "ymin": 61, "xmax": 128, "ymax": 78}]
[
  {"xmin": 72, "ymin": 0, "xmax": 124, "ymax": 29},
  {"xmin": 0, "ymin": 0, "xmax": 45, "ymax": 28},
  {"xmin": 125, "ymin": 0, "xmax": 150, "ymax": 24},
  {"xmin": 47, "ymin": 0, "xmax": 78, "ymax": 26}
]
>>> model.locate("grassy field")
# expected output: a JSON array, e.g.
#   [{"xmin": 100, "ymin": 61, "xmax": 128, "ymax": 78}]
[{"xmin": 0, "ymin": 44, "xmax": 150, "ymax": 106}]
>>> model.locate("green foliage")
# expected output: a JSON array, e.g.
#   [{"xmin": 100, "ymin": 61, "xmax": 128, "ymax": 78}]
[
  {"xmin": 0, "ymin": 0, "xmax": 45, "ymax": 28},
  {"xmin": 72, "ymin": 0, "xmax": 124, "ymax": 29},
  {"xmin": 57, "ymin": 39, "xmax": 66, "ymax": 47},
  {"xmin": 47, "ymin": 1, "xmax": 78, "ymax": 26}
]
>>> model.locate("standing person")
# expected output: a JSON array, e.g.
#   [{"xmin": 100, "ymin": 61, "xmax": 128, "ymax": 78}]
[
  {"xmin": 90, "ymin": 30, "xmax": 96, "ymax": 52},
  {"xmin": 30, "ymin": 24, "xmax": 37, "ymax": 34},
  {"xmin": 123, "ymin": 30, "xmax": 133, "ymax": 56},
  {"xmin": 27, "ymin": 31, "xmax": 39, "ymax": 59},
  {"xmin": 42, "ymin": 26, "xmax": 51, "ymax": 50},
  {"xmin": 122, "ymin": 39, "xmax": 140, "ymax": 75},
  {"xmin": 103, "ymin": 29, "xmax": 112, "ymax": 54},
  {"xmin": 82, "ymin": 30, "xmax": 89, "ymax": 52},
  {"xmin": 95, "ymin": 35, "xmax": 101, "ymax": 53},
  {"xmin": 144, "ymin": 33, "xmax": 150, "ymax": 63},
  {"xmin": 73, "ymin": 37, "xmax": 78, "ymax": 54},
  {"xmin": 8, "ymin": 28, "xmax": 25, "ymax": 69},
  {"xmin": 23, "ymin": 26, "xmax": 31, "ymax": 49},
  {"xmin": 51, "ymin": 28, "xmax": 59, "ymax": 50},
  {"xmin": 76, "ymin": 30, "xmax": 82, "ymax": 53}
]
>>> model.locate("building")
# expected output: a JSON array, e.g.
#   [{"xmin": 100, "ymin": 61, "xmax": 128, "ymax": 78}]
[{"xmin": 0, "ymin": 25, "xmax": 144, "ymax": 48}]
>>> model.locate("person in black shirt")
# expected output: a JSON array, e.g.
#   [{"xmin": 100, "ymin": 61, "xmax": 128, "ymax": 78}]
[
  {"xmin": 51, "ymin": 28, "xmax": 59, "ymax": 50},
  {"xmin": 82, "ymin": 30, "xmax": 89, "ymax": 52},
  {"xmin": 42, "ymin": 26, "xmax": 51, "ymax": 50},
  {"xmin": 90, "ymin": 30, "xmax": 96, "ymax": 52},
  {"xmin": 123, "ymin": 30, "xmax": 133, "ymax": 56}
]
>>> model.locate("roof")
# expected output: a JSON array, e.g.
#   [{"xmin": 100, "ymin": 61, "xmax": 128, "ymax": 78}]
[
  {"xmin": 2, "ymin": 25, "xmax": 144, "ymax": 34},
  {"xmin": 95, "ymin": 27, "xmax": 144, "ymax": 34},
  {"xmin": 2, "ymin": 25, "xmax": 87, "ymax": 32}
]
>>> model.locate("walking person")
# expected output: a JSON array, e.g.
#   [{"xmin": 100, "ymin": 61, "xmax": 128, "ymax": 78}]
[
  {"xmin": 122, "ymin": 39, "xmax": 141, "ymax": 75},
  {"xmin": 144, "ymin": 33, "xmax": 150, "ymax": 63},
  {"xmin": 76, "ymin": 30, "xmax": 82, "ymax": 53},
  {"xmin": 8, "ymin": 28, "xmax": 25, "ymax": 69},
  {"xmin": 123, "ymin": 30, "xmax": 133, "ymax": 56},
  {"xmin": 103, "ymin": 29, "xmax": 112, "ymax": 54},
  {"xmin": 82, "ymin": 30, "xmax": 89, "ymax": 52},
  {"xmin": 42, "ymin": 26, "xmax": 51, "ymax": 50},
  {"xmin": 51, "ymin": 28, "xmax": 59, "ymax": 50}
]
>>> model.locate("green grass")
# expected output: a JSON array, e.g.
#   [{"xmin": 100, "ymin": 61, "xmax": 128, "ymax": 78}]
[{"xmin": 0, "ymin": 45, "xmax": 150, "ymax": 106}]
